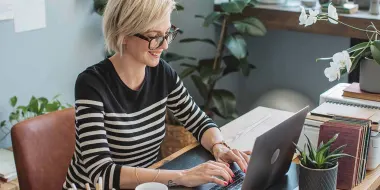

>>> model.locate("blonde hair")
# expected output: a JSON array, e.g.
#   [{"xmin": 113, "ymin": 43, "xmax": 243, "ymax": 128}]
[{"xmin": 103, "ymin": 0, "xmax": 176, "ymax": 54}]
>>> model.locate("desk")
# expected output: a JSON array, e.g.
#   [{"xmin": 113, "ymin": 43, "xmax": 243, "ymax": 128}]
[{"xmin": 149, "ymin": 106, "xmax": 380, "ymax": 190}]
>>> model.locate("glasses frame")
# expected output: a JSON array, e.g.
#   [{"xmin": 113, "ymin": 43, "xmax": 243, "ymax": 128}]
[{"xmin": 134, "ymin": 25, "xmax": 179, "ymax": 50}]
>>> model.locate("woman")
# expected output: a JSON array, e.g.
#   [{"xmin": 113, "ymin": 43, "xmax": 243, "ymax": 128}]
[{"xmin": 63, "ymin": 0, "xmax": 251, "ymax": 189}]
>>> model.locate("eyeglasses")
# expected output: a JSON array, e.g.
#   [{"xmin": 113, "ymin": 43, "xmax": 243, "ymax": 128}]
[{"xmin": 134, "ymin": 25, "xmax": 179, "ymax": 50}]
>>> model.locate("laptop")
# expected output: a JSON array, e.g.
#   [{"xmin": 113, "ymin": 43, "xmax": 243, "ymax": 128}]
[{"xmin": 196, "ymin": 106, "xmax": 309, "ymax": 190}]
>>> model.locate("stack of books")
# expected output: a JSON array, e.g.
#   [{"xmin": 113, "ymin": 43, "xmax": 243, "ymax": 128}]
[
  {"xmin": 343, "ymin": 82, "xmax": 380, "ymax": 102},
  {"xmin": 0, "ymin": 148, "xmax": 17, "ymax": 182},
  {"xmin": 318, "ymin": 116, "xmax": 371, "ymax": 189}
]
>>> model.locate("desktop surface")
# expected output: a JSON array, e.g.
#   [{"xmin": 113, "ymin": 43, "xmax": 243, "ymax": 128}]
[{"xmin": 158, "ymin": 144, "xmax": 299, "ymax": 190}]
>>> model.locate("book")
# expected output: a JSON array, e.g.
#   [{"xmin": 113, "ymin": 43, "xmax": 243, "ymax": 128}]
[
  {"xmin": 318, "ymin": 117, "xmax": 371, "ymax": 189},
  {"xmin": 310, "ymin": 101, "xmax": 380, "ymax": 125},
  {"xmin": 343, "ymin": 82, "xmax": 380, "ymax": 102},
  {"xmin": 319, "ymin": 83, "xmax": 380, "ymax": 110}
]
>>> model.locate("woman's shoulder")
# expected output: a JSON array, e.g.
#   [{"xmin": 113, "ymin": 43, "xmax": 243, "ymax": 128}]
[{"xmin": 75, "ymin": 58, "xmax": 112, "ymax": 88}]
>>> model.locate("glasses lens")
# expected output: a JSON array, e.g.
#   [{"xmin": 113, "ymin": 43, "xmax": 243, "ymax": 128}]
[
  {"xmin": 167, "ymin": 32, "xmax": 177, "ymax": 44},
  {"xmin": 149, "ymin": 37, "xmax": 163, "ymax": 50}
]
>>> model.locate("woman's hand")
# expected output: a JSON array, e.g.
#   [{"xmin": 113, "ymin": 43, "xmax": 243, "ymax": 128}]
[
  {"xmin": 174, "ymin": 160, "xmax": 235, "ymax": 187},
  {"xmin": 212, "ymin": 144, "xmax": 252, "ymax": 173}
]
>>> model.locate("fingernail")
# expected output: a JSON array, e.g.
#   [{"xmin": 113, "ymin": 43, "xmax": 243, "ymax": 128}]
[
  {"xmin": 224, "ymin": 182, "xmax": 228, "ymax": 186},
  {"xmin": 244, "ymin": 169, "xmax": 246, "ymax": 173},
  {"xmin": 232, "ymin": 174, "xmax": 235, "ymax": 177}
]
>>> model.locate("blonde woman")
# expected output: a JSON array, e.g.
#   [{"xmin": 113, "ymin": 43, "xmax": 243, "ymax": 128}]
[{"xmin": 63, "ymin": 0, "xmax": 251, "ymax": 189}]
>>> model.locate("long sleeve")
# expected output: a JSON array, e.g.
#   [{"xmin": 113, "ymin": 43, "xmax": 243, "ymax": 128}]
[
  {"xmin": 75, "ymin": 73, "xmax": 122, "ymax": 190},
  {"xmin": 166, "ymin": 67, "xmax": 218, "ymax": 142}
]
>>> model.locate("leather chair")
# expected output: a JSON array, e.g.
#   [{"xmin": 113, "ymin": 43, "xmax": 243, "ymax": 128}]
[{"xmin": 11, "ymin": 108, "xmax": 75, "ymax": 190}]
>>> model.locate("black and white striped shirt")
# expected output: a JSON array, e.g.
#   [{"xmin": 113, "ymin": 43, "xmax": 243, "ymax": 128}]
[{"xmin": 63, "ymin": 58, "xmax": 217, "ymax": 190}]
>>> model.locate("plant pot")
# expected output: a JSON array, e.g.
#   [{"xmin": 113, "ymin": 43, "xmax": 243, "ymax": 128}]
[
  {"xmin": 160, "ymin": 124, "xmax": 198, "ymax": 158},
  {"xmin": 298, "ymin": 163, "xmax": 338, "ymax": 190},
  {"xmin": 359, "ymin": 58, "xmax": 380, "ymax": 94}
]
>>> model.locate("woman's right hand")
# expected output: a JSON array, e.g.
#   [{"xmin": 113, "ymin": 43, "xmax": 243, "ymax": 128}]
[{"xmin": 174, "ymin": 160, "xmax": 235, "ymax": 187}]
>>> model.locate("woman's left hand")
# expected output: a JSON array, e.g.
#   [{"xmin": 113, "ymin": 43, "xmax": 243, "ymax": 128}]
[{"xmin": 212, "ymin": 144, "xmax": 252, "ymax": 173}]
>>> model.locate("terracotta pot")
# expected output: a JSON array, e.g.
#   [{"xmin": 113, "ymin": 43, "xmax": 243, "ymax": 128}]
[{"xmin": 298, "ymin": 163, "xmax": 338, "ymax": 190}]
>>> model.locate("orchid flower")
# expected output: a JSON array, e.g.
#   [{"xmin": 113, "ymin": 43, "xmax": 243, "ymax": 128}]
[
  {"xmin": 324, "ymin": 62, "xmax": 341, "ymax": 82},
  {"xmin": 305, "ymin": 9, "xmax": 319, "ymax": 27},
  {"xmin": 328, "ymin": 3, "xmax": 338, "ymax": 24},
  {"xmin": 332, "ymin": 50, "xmax": 352, "ymax": 72},
  {"xmin": 299, "ymin": 6, "xmax": 308, "ymax": 26}
]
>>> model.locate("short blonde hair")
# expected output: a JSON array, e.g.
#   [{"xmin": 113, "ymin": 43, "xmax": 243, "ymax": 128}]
[{"xmin": 103, "ymin": 0, "xmax": 176, "ymax": 54}]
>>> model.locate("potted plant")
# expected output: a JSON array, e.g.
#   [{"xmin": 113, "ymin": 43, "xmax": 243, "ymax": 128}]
[
  {"xmin": 293, "ymin": 133, "xmax": 352, "ymax": 190},
  {"xmin": 173, "ymin": 0, "xmax": 266, "ymax": 123},
  {"xmin": 0, "ymin": 95, "xmax": 70, "ymax": 144},
  {"xmin": 299, "ymin": 3, "xmax": 380, "ymax": 93}
]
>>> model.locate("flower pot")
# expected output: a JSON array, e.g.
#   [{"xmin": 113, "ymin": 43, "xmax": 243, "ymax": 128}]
[
  {"xmin": 298, "ymin": 163, "xmax": 338, "ymax": 190},
  {"xmin": 359, "ymin": 58, "xmax": 380, "ymax": 94}
]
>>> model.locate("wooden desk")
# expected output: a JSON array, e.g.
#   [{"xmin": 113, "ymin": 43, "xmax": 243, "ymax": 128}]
[
  {"xmin": 150, "ymin": 142, "xmax": 380, "ymax": 190},
  {"xmin": 214, "ymin": 1, "xmax": 380, "ymax": 39}
]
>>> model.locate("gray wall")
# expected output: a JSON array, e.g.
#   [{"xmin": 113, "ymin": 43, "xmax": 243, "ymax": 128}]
[
  {"xmin": 0, "ymin": 0, "xmax": 350, "ymax": 147},
  {"xmin": 0, "ymin": 0, "xmax": 105, "ymax": 148}
]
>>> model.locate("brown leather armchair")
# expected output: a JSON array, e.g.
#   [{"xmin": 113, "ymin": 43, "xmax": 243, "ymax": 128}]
[{"xmin": 11, "ymin": 108, "xmax": 75, "ymax": 190}]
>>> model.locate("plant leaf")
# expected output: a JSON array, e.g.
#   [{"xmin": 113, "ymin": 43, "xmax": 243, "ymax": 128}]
[
  {"xmin": 325, "ymin": 153, "xmax": 354, "ymax": 161},
  {"xmin": 370, "ymin": 40, "xmax": 380, "ymax": 65},
  {"xmin": 330, "ymin": 144, "xmax": 347, "ymax": 155},
  {"xmin": 191, "ymin": 75, "xmax": 209, "ymax": 100},
  {"xmin": 346, "ymin": 42, "xmax": 369, "ymax": 53},
  {"xmin": 203, "ymin": 12, "xmax": 222, "ymax": 27},
  {"xmin": 28, "ymin": 96, "xmax": 39, "ymax": 114},
  {"xmin": 93, "ymin": 0, "xmax": 107, "ymax": 15},
  {"xmin": 179, "ymin": 67, "xmax": 197, "ymax": 79},
  {"xmin": 211, "ymin": 89, "xmax": 236, "ymax": 118},
  {"xmin": 225, "ymin": 34, "xmax": 247, "ymax": 59},
  {"xmin": 46, "ymin": 103, "xmax": 60, "ymax": 112},
  {"xmin": 162, "ymin": 52, "xmax": 195, "ymax": 62},
  {"xmin": 220, "ymin": 0, "xmax": 249, "ymax": 13},
  {"xmin": 240, "ymin": 58, "xmax": 255, "ymax": 76},
  {"xmin": 304, "ymin": 134, "xmax": 316, "ymax": 160},
  {"xmin": 318, "ymin": 133, "xmax": 339, "ymax": 152},
  {"xmin": 179, "ymin": 38, "xmax": 216, "ymax": 48},
  {"xmin": 233, "ymin": 17, "xmax": 266, "ymax": 36},
  {"xmin": 10, "ymin": 96, "xmax": 17, "ymax": 107},
  {"xmin": 0, "ymin": 120, "xmax": 6, "ymax": 127}
]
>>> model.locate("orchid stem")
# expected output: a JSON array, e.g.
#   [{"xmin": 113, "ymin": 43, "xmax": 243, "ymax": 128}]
[{"xmin": 319, "ymin": 14, "xmax": 378, "ymax": 33}]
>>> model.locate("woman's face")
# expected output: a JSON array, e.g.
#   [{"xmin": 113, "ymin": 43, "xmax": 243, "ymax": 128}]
[{"xmin": 124, "ymin": 14, "xmax": 172, "ymax": 67}]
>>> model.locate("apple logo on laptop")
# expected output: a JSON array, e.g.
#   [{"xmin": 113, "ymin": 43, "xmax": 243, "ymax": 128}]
[{"xmin": 271, "ymin": 148, "xmax": 280, "ymax": 164}]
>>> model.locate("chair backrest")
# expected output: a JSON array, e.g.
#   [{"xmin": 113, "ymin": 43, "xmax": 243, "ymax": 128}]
[{"xmin": 11, "ymin": 108, "xmax": 75, "ymax": 190}]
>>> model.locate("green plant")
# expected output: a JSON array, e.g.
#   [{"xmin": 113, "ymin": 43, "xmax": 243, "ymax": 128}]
[
  {"xmin": 293, "ymin": 133, "xmax": 352, "ymax": 169},
  {"xmin": 172, "ymin": 0, "xmax": 266, "ymax": 121},
  {"xmin": 299, "ymin": 3, "xmax": 380, "ymax": 82},
  {"xmin": 0, "ymin": 95, "xmax": 71, "ymax": 142}
]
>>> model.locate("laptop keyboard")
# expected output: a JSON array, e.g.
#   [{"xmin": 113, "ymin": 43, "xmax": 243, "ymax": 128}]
[{"xmin": 209, "ymin": 170, "xmax": 245, "ymax": 190}]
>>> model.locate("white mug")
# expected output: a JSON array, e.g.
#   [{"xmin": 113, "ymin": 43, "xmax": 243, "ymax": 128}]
[{"xmin": 135, "ymin": 182, "xmax": 168, "ymax": 190}]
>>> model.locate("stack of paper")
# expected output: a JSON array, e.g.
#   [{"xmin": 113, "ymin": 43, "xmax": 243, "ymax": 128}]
[{"xmin": 0, "ymin": 148, "xmax": 17, "ymax": 182}]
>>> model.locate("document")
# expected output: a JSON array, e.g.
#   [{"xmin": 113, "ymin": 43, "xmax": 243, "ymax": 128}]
[
  {"xmin": 13, "ymin": 0, "xmax": 46, "ymax": 32},
  {"xmin": 0, "ymin": 0, "xmax": 13, "ymax": 20}
]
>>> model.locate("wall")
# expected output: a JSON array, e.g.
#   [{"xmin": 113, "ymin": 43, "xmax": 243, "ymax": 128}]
[
  {"xmin": 0, "ymin": 0, "xmax": 105, "ymax": 148},
  {"xmin": 236, "ymin": 29, "xmax": 350, "ymax": 113}
]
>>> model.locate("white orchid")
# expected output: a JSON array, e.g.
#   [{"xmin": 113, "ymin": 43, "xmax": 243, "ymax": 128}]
[
  {"xmin": 328, "ymin": 3, "xmax": 338, "ymax": 24},
  {"xmin": 332, "ymin": 50, "xmax": 352, "ymax": 72},
  {"xmin": 299, "ymin": 6, "xmax": 308, "ymax": 26},
  {"xmin": 305, "ymin": 9, "xmax": 319, "ymax": 27},
  {"xmin": 324, "ymin": 62, "xmax": 341, "ymax": 82}
]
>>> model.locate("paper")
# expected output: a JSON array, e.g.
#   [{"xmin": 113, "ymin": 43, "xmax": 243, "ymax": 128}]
[
  {"xmin": 13, "ymin": 0, "xmax": 46, "ymax": 32},
  {"xmin": 0, "ymin": 0, "xmax": 13, "ymax": 20}
]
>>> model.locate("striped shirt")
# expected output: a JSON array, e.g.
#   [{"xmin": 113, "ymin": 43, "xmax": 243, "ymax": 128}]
[{"xmin": 62, "ymin": 58, "xmax": 218, "ymax": 190}]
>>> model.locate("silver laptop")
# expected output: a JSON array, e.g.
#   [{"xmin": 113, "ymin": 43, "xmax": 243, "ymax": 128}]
[{"xmin": 197, "ymin": 106, "xmax": 309, "ymax": 190}]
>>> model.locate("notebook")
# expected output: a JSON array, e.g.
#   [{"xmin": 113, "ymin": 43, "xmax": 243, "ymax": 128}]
[{"xmin": 310, "ymin": 101, "xmax": 380, "ymax": 125}]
